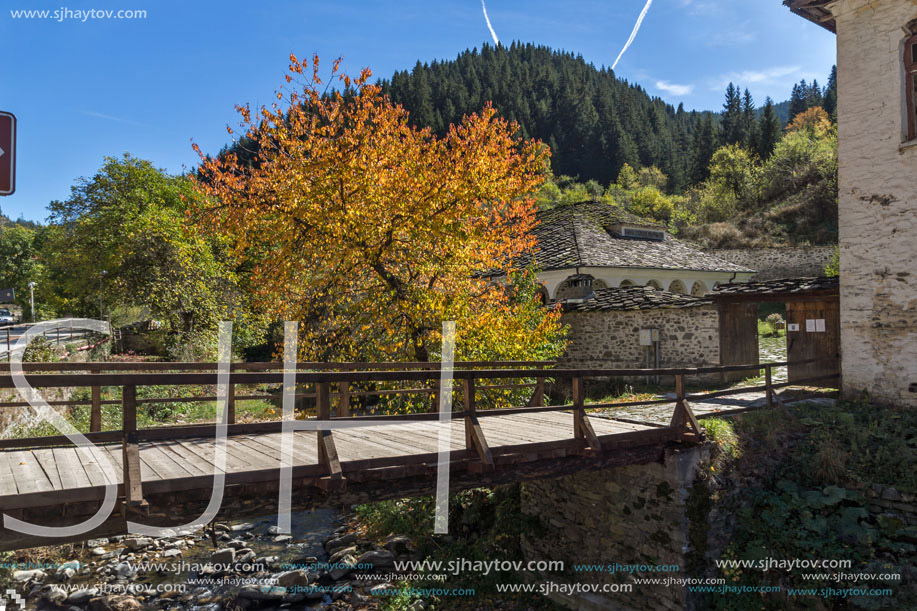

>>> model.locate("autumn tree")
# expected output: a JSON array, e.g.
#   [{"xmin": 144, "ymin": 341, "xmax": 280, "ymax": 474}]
[{"xmin": 194, "ymin": 55, "xmax": 565, "ymax": 363}]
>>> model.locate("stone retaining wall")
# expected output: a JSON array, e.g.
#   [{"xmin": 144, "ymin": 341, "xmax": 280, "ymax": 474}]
[
  {"xmin": 519, "ymin": 445, "xmax": 709, "ymax": 611},
  {"xmin": 704, "ymin": 246, "xmax": 835, "ymax": 281}
]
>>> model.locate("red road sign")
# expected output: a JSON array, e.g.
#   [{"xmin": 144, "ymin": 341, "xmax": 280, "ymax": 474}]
[{"xmin": 0, "ymin": 111, "xmax": 16, "ymax": 196}]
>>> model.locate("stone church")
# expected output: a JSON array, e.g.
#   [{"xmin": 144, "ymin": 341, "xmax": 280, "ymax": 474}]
[{"xmin": 788, "ymin": 0, "xmax": 917, "ymax": 406}]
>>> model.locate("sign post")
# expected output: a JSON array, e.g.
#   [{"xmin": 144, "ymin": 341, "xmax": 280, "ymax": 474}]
[{"xmin": 0, "ymin": 111, "xmax": 16, "ymax": 196}]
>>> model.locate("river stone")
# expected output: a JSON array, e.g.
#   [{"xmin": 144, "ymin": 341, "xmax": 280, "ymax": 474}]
[
  {"xmin": 124, "ymin": 537, "xmax": 153, "ymax": 551},
  {"xmin": 324, "ymin": 532, "xmax": 357, "ymax": 551},
  {"xmin": 88, "ymin": 595, "xmax": 142, "ymax": 611},
  {"xmin": 383, "ymin": 535, "xmax": 413, "ymax": 555},
  {"xmin": 369, "ymin": 583, "xmax": 395, "ymax": 595},
  {"xmin": 329, "ymin": 555, "xmax": 356, "ymax": 580},
  {"xmin": 161, "ymin": 549, "xmax": 182, "ymax": 559},
  {"xmin": 272, "ymin": 534, "xmax": 293, "ymax": 543},
  {"xmin": 237, "ymin": 584, "xmax": 285, "ymax": 601},
  {"xmin": 328, "ymin": 546, "xmax": 357, "ymax": 564},
  {"xmin": 12, "ymin": 569, "xmax": 46, "ymax": 583},
  {"xmin": 356, "ymin": 550, "xmax": 395, "ymax": 569},
  {"xmin": 91, "ymin": 547, "xmax": 109, "ymax": 557},
  {"xmin": 87, "ymin": 538, "xmax": 109, "ymax": 547},
  {"xmin": 114, "ymin": 562, "xmax": 134, "ymax": 579},
  {"xmin": 231, "ymin": 522, "xmax": 255, "ymax": 532},
  {"xmin": 56, "ymin": 560, "xmax": 81, "ymax": 580},
  {"xmin": 267, "ymin": 525, "xmax": 283, "ymax": 535},
  {"xmin": 237, "ymin": 550, "xmax": 257, "ymax": 564},
  {"xmin": 210, "ymin": 548, "xmax": 236, "ymax": 565},
  {"xmin": 66, "ymin": 588, "xmax": 99, "ymax": 604},
  {"xmin": 276, "ymin": 570, "xmax": 311, "ymax": 588},
  {"xmin": 40, "ymin": 585, "xmax": 68, "ymax": 603}
]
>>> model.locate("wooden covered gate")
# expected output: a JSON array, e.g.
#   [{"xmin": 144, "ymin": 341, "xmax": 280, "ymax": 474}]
[{"xmin": 711, "ymin": 277, "xmax": 841, "ymax": 387}]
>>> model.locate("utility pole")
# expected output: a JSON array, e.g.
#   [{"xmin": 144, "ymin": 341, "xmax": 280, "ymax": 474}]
[{"xmin": 28, "ymin": 281, "xmax": 35, "ymax": 322}]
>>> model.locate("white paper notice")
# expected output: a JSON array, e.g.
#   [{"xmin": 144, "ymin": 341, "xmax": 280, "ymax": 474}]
[
  {"xmin": 787, "ymin": 323, "xmax": 799, "ymax": 332},
  {"xmin": 806, "ymin": 319, "xmax": 816, "ymax": 332},
  {"xmin": 815, "ymin": 319, "xmax": 826, "ymax": 332}
]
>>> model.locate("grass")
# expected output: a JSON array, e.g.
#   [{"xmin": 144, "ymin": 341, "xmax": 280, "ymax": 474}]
[
  {"xmin": 702, "ymin": 418, "xmax": 740, "ymax": 459},
  {"xmin": 757, "ymin": 319, "xmax": 786, "ymax": 339}
]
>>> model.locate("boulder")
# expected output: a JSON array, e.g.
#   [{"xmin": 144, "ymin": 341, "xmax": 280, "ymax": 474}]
[
  {"xmin": 329, "ymin": 555, "xmax": 356, "ymax": 580},
  {"xmin": 356, "ymin": 550, "xmax": 395, "ymax": 570},
  {"xmin": 323, "ymin": 532, "xmax": 357, "ymax": 551},
  {"xmin": 210, "ymin": 548, "xmax": 236, "ymax": 565},
  {"xmin": 12, "ymin": 569, "xmax": 46, "ymax": 583},
  {"xmin": 328, "ymin": 546, "xmax": 357, "ymax": 564},
  {"xmin": 123, "ymin": 537, "xmax": 153, "ymax": 551},
  {"xmin": 276, "ymin": 570, "xmax": 311, "ymax": 589}
]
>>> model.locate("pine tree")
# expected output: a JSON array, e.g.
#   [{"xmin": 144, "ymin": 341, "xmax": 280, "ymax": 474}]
[
  {"xmin": 741, "ymin": 89, "xmax": 757, "ymax": 150},
  {"xmin": 789, "ymin": 82, "xmax": 808, "ymax": 120},
  {"xmin": 721, "ymin": 83, "xmax": 743, "ymax": 145},
  {"xmin": 823, "ymin": 65, "xmax": 838, "ymax": 121},
  {"xmin": 690, "ymin": 114, "xmax": 717, "ymax": 183},
  {"xmin": 756, "ymin": 97, "xmax": 782, "ymax": 160}
]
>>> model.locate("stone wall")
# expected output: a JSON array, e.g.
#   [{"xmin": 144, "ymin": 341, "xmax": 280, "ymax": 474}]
[
  {"xmin": 519, "ymin": 445, "xmax": 708, "ymax": 611},
  {"xmin": 831, "ymin": 0, "xmax": 917, "ymax": 406},
  {"xmin": 704, "ymin": 246, "xmax": 835, "ymax": 281},
  {"xmin": 559, "ymin": 305, "xmax": 720, "ymax": 371}
]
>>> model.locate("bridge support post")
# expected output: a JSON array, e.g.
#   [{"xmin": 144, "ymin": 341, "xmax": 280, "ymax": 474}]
[
  {"xmin": 90, "ymin": 370, "xmax": 102, "ymax": 433},
  {"xmin": 463, "ymin": 378, "xmax": 493, "ymax": 471},
  {"xmin": 670, "ymin": 375, "xmax": 702, "ymax": 441},
  {"xmin": 572, "ymin": 376, "xmax": 602, "ymax": 452},
  {"xmin": 315, "ymin": 381, "xmax": 344, "ymax": 489},
  {"xmin": 120, "ymin": 384, "xmax": 147, "ymax": 515}
]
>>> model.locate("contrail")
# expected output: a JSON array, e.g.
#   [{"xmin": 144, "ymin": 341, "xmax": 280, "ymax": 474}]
[
  {"xmin": 481, "ymin": 0, "xmax": 499, "ymax": 45},
  {"xmin": 611, "ymin": 0, "xmax": 654, "ymax": 71}
]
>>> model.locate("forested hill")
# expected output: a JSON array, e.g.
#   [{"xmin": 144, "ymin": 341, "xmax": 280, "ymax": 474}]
[{"xmin": 380, "ymin": 42, "xmax": 708, "ymax": 192}]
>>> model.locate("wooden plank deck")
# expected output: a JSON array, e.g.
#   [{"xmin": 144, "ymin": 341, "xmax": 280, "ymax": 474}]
[{"xmin": 0, "ymin": 412, "xmax": 656, "ymax": 510}]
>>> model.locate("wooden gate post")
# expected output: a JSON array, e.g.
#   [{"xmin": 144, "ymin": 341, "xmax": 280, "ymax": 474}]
[
  {"xmin": 765, "ymin": 365, "xmax": 774, "ymax": 408},
  {"xmin": 121, "ymin": 384, "xmax": 146, "ymax": 512}
]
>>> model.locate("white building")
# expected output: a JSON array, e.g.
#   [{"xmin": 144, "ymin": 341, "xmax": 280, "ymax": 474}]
[{"xmin": 788, "ymin": 0, "xmax": 917, "ymax": 406}]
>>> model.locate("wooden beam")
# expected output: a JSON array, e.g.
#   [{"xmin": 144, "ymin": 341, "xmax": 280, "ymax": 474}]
[
  {"xmin": 120, "ymin": 385, "xmax": 145, "ymax": 510},
  {"xmin": 90, "ymin": 371, "xmax": 102, "ymax": 433},
  {"xmin": 315, "ymin": 381, "xmax": 344, "ymax": 487},
  {"xmin": 338, "ymin": 381, "xmax": 350, "ymax": 418}
]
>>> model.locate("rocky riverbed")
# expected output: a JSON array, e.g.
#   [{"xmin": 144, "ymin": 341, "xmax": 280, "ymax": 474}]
[{"xmin": 9, "ymin": 510, "xmax": 423, "ymax": 611}]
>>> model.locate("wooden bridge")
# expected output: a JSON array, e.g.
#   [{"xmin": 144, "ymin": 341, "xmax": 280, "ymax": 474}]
[{"xmin": 0, "ymin": 360, "xmax": 837, "ymax": 551}]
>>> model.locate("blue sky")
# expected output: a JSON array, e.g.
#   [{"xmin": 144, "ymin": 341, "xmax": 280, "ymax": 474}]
[{"xmin": 0, "ymin": 0, "xmax": 836, "ymax": 221}]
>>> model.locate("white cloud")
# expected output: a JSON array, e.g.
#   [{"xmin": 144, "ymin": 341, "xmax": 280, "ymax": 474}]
[
  {"xmin": 712, "ymin": 65, "xmax": 801, "ymax": 89},
  {"xmin": 656, "ymin": 80, "xmax": 694, "ymax": 96}
]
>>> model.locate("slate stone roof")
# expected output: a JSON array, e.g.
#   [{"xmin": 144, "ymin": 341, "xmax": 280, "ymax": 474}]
[
  {"xmin": 524, "ymin": 201, "xmax": 754, "ymax": 273},
  {"xmin": 712, "ymin": 276, "xmax": 839, "ymax": 296},
  {"xmin": 563, "ymin": 286, "xmax": 711, "ymax": 312}
]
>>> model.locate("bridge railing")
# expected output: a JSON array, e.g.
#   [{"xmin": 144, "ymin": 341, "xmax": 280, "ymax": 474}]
[{"xmin": 0, "ymin": 359, "xmax": 838, "ymax": 505}]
